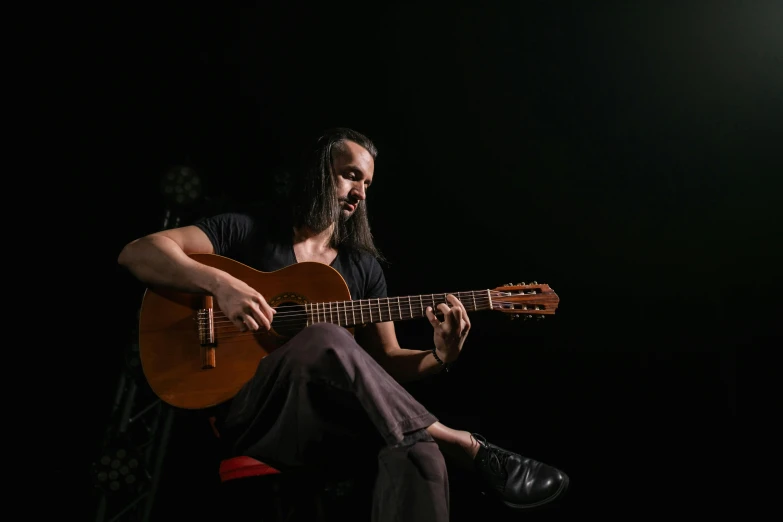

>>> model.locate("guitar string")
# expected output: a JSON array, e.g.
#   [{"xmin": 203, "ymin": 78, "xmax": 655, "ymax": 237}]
[
  {"xmin": 201, "ymin": 295, "xmax": 509, "ymax": 325},
  {"xmin": 203, "ymin": 296, "xmax": 495, "ymax": 328},
  {"xmin": 199, "ymin": 296, "xmax": 545, "ymax": 325},
  {"xmin": 196, "ymin": 289, "xmax": 540, "ymax": 314},
  {"xmin": 201, "ymin": 294, "xmax": 479, "ymax": 315},
  {"xmin": 193, "ymin": 299, "xmax": 548, "ymax": 337},
  {"xmin": 195, "ymin": 291, "xmax": 543, "ymax": 320},
  {"xmin": 213, "ymin": 294, "xmax": 497, "ymax": 318}
]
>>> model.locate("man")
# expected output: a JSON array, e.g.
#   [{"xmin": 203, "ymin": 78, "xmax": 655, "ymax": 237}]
[{"xmin": 118, "ymin": 127, "xmax": 568, "ymax": 521}]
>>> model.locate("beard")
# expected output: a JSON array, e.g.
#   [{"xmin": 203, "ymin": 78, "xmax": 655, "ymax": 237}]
[{"xmin": 332, "ymin": 198, "xmax": 361, "ymax": 246}]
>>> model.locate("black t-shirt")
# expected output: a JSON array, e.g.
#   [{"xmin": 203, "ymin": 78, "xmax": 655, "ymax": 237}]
[{"xmin": 193, "ymin": 211, "xmax": 387, "ymax": 301}]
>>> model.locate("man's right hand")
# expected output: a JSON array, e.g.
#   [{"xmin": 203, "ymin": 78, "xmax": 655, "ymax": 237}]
[{"xmin": 213, "ymin": 276, "xmax": 276, "ymax": 332}]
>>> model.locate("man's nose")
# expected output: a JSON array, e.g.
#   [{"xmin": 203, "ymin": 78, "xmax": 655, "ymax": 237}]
[{"xmin": 352, "ymin": 183, "xmax": 366, "ymax": 201}]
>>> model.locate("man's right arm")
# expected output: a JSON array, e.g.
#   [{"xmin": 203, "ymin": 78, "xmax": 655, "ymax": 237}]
[
  {"xmin": 117, "ymin": 225, "xmax": 276, "ymax": 331},
  {"xmin": 117, "ymin": 225, "xmax": 226, "ymax": 294}
]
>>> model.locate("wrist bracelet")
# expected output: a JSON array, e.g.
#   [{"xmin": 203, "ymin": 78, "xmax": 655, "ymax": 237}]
[{"xmin": 432, "ymin": 348, "xmax": 450, "ymax": 372}]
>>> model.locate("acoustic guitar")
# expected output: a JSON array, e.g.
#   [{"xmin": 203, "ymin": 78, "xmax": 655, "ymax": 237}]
[{"xmin": 138, "ymin": 254, "xmax": 560, "ymax": 410}]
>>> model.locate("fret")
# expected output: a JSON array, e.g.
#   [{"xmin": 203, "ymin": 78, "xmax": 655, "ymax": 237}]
[
  {"xmin": 408, "ymin": 296, "xmax": 413, "ymax": 319},
  {"xmin": 486, "ymin": 289, "xmax": 492, "ymax": 310},
  {"xmin": 304, "ymin": 303, "xmax": 310, "ymax": 327},
  {"xmin": 397, "ymin": 297, "xmax": 402, "ymax": 321},
  {"xmin": 368, "ymin": 300, "xmax": 373, "ymax": 322},
  {"xmin": 351, "ymin": 301, "xmax": 356, "ymax": 326},
  {"xmin": 419, "ymin": 295, "xmax": 424, "ymax": 316},
  {"xmin": 472, "ymin": 291, "xmax": 477, "ymax": 311},
  {"xmin": 377, "ymin": 298, "xmax": 382, "ymax": 322}
]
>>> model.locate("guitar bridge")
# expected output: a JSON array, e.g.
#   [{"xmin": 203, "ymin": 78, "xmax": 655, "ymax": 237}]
[{"xmin": 198, "ymin": 296, "xmax": 216, "ymax": 369}]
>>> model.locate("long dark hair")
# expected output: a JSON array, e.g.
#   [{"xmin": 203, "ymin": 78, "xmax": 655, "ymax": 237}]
[{"xmin": 286, "ymin": 127, "xmax": 384, "ymax": 260}]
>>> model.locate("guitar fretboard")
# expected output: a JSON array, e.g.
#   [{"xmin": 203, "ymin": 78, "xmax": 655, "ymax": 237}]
[{"xmin": 304, "ymin": 290, "xmax": 493, "ymax": 327}]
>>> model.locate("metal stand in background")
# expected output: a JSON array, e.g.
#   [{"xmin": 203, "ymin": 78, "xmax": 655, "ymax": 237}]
[
  {"xmin": 93, "ymin": 167, "xmax": 206, "ymax": 522},
  {"xmin": 92, "ymin": 325, "xmax": 175, "ymax": 522}
]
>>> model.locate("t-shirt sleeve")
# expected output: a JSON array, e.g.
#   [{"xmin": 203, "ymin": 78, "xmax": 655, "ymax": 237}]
[
  {"xmin": 193, "ymin": 213, "xmax": 257, "ymax": 256},
  {"xmin": 364, "ymin": 256, "xmax": 388, "ymax": 299}
]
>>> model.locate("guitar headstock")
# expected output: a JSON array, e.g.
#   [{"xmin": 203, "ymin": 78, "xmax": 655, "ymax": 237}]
[{"xmin": 490, "ymin": 282, "xmax": 559, "ymax": 320}]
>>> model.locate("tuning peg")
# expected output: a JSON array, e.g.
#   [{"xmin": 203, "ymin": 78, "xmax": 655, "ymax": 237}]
[
  {"xmin": 511, "ymin": 314, "xmax": 520, "ymax": 320},
  {"xmin": 531, "ymin": 280, "xmax": 538, "ymax": 285},
  {"xmin": 523, "ymin": 314, "xmax": 533, "ymax": 321},
  {"xmin": 517, "ymin": 282, "xmax": 526, "ymax": 286},
  {"xmin": 535, "ymin": 315, "xmax": 544, "ymax": 321}
]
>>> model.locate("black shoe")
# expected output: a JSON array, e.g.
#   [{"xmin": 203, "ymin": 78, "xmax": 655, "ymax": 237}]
[{"xmin": 472, "ymin": 433, "xmax": 569, "ymax": 510}]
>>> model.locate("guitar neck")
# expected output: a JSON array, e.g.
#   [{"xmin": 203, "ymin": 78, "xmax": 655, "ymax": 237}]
[{"xmin": 304, "ymin": 290, "xmax": 493, "ymax": 328}]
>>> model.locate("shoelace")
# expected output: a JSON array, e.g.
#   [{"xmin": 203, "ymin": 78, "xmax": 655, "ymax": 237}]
[
  {"xmin": 473, "ymin": 434, "xmax": 510, "ymax": 478},
  {"xmin": 487, "ymin": 446, "xmax": 511, "ymax": 477}
]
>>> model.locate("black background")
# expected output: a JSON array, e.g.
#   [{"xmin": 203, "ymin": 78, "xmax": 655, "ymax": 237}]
[{"xmin": 52, "ymin": 1, "xmax": 780, "ymax": 520}]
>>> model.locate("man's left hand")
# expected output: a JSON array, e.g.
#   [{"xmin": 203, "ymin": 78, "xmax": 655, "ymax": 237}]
[{"xmin": 425, "ymin": 293, "xmax": 472, "ymax": 363}]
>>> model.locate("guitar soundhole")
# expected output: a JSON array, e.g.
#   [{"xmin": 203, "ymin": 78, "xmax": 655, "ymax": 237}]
[{"xmin": 271, "ymin": 301, "xmax": 308, "ymax": 339}]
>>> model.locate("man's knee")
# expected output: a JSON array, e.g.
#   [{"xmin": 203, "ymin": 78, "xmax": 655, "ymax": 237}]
[
  {"xmin": 379, "ymin": 441, "xmax": 448, "ymax": 484},
  {"xmin": 406, "ymin": 441, "xmax": 448, "ymax": 483}
]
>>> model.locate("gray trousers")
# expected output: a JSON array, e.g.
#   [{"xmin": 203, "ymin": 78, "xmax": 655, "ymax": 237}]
[{"xmin": 218, "ymin": 323, "xmax": 450, "ymax": 521}]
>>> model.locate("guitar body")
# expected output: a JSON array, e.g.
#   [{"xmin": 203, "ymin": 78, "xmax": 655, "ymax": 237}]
[{"xmin": 138, "ymin": 254, "xmax": 352, "ymax": 410}]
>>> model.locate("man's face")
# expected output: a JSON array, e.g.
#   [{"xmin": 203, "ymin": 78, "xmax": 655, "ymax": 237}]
[{"xmin": 331, "ymin": 140, "xmax": 375, "ymax": 219}]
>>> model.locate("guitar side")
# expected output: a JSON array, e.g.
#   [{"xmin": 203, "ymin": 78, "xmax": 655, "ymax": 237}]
[{"xmin": 138, "ymin": 254, "xmax": 352, "ymax": 410}]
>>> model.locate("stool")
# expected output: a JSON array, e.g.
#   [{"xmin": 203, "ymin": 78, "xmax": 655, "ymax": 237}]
[
  {"xmin": 219, "ymin": 455, "xmax": 347, "ymax": 521},
  {"xmin": 219, "ymin": 455, "xmax": 282, "ymax": 482},
  {"xmin": 211, "ymin": 418, "xmax": 334, "ymax": 521}
]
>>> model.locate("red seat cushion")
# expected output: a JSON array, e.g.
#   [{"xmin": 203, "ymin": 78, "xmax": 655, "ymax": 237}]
[{"xmin": 219, "ymin": 456, "xmax": 282, "ymax": 482}]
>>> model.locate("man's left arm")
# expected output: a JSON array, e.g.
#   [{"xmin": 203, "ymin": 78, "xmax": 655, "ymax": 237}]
[{"xmin": 356, "ymin": 294, "xmax": 471, "ymax": 382}]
